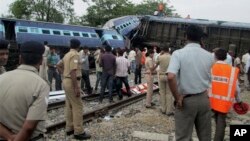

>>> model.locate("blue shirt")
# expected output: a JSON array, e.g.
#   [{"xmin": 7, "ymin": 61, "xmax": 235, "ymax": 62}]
[
  {"xmin": 47, "ymin": 53, "xmax": 60, "ymax": 66},
  {"xmin": 167, "ymin": 43, "xmax": 214, "ymax": 94}
]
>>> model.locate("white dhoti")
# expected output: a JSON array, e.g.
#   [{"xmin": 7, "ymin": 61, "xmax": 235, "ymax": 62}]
[{"xmin": 39, "ymin": 57, "xmax": 48, "ymax": 82}]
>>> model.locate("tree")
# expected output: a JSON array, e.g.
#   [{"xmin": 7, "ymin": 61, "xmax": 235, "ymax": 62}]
[
  {"xmin": 84, "ymin": 0, "xmax": 135, "ymax": 26},
  {"xmin": 134, "ymin": 0, "xmax": 175, "ymax": 16},
  {"xmin": 9, "ymin": 0, "xmax": 74, "ymax": 23},
  {"xmin": 83, "ymin": 0, "xmax": 177, "ymax": 26},
  {"xmin": 9, "ymin": 0, "xmax": 31, "ymax": 19}
]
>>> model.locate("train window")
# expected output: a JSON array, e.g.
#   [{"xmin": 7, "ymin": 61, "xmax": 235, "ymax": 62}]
[
  {"xmin": 90, "ymin": 34, "xmax": 97, "ymax": 38},
  {"xmin": 63, "ymin": 31, "xmax": 71, "ymax": 36},
  {"xmin": 112, "ymin": 35, "xmax": 118, "ymax": 40},
  {"xmin": 129, "ymin": 22, "xmax": 131, "ymax": 25},
  {"xmin": 73, "ymin": 32, "xmax": 80, "ymax": 36},
  {"xmin": 82, "ymin": 33, "xmax": 89, "ymax": 37},
  {"xmin": 126, "ymin": 23, "xmax": 129, "ymax": 26},
  {"xmin": 53, "ymin": 30, "xmax": 61, "ymax": 35},
  {"xmin": 42, "ymin": 29, "xmax": 50, "ymax": 34},
  {"xmin": 18, "ymin": 27, "xmax": 28, "ymax": 33},
  {"xmin": 120, "ymin": 25, "xmax": 123, "ymax": 29},
  {"xmin": 123, "ymin": 24, "xmax": 126, "ymax": 28},
  {"xmin": 30, "ymin": 28, "xmax": 39, "ymax": 33}
]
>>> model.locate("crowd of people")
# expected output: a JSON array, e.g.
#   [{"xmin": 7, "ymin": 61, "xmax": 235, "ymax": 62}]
[{"xmin": 0, "ymin": 24, "xmax": 250, "ymax": 141}]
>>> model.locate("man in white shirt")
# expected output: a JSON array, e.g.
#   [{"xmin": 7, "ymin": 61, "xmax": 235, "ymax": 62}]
[
  {"xmin": 116, "ymin": 49, "xmax": 132, "ymax": 99},
  {"xmin": 242, "ymin": 50, "xmax": 250, "ymax": 89},
  {"xmin": 128, "ymin": 48, "xmax": 136, "ymax": 73},
  {"xmin": 39, "ymin": 41, "xmax": 50, "ymax": 81},
  {"xmin": 245, "ymin": 50, "xmax": 250, "ymax": 90}
]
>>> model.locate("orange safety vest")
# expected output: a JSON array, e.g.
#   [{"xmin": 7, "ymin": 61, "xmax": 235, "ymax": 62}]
[{"xmin": 209, "ymin": 61, "xmax": 239, "ymax": 113}]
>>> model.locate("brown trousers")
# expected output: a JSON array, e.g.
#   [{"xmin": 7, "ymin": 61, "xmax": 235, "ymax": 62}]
[
  {"xmin": 158, "ymin": 74, "xmax": 174, "ymax": 113},
  {"xmin": 146, "ymin": 74, "xmax": 153, "ymax": 106},
  {"xmin": 63, "ymin": 78, "xmax": 84, "ymax": 134}
]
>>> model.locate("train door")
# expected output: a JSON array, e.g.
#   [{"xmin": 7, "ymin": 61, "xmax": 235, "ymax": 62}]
[
  {"xmin": 2, "ymin": 20, "xmax": 16, "ymax": 41},
  {"xmin": 95, "ymin": 29, "xmax": 104, "ymax": 38}
]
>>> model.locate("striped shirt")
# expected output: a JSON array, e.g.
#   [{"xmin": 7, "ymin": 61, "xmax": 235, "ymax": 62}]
[{"xmin": 116, "ymin": 56, "xmax": 130, "ymax": 77}]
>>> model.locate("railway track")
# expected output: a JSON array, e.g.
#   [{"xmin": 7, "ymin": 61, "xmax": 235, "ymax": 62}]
[
  {"xmin": 48, "ymin": 91, "xmax": 117, "ymax": 111},
  {"xmin": 46, "ymin": 85, "xmax": 159, "ymax": 133}
]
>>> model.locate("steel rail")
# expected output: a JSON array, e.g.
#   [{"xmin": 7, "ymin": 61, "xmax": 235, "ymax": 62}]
[
  {"xmin": 46, "ymin": 86, "xmax": 159, "ymax": 133},
  {"xmin": 47, "ymin": 91, "xmax": 116, "ymax": 111}
]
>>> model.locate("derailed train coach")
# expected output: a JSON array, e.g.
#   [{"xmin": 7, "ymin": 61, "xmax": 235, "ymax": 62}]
[
  {"xmin": 135, "ymin": 15, "xmax": 250, "ymax": 56},
  {"xmin": 0, "ymin": 18, "xmax": 125, "ymax": 70}
]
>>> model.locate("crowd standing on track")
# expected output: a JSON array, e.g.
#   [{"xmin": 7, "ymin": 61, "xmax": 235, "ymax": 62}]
[
  {"xmin": 79, "ymin": 46, "xmax": 93, "ymax": 95},
  {"xmin": 0, "ymin": 39, "xmax": 9, "ymax": 75},
  {"xmin": 167, "ymin": 25, "xmax": 214, "ymax": 141},
  {"xmin": 2, "ymin": 24, "xmax": 250, "ymax": 141},
  {"xmin": 57, "ymin": 39, "xmax": 91, "ymax": 140},
  {"xmin": 0, "ymin": 41, "xmax": 49, "ymax": 141}
]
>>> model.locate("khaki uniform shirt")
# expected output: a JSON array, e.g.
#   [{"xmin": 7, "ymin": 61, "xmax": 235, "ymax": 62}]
[
  {"xmin": 145, "ymin": 57, "xmax": 154, "ymax": 74},
  {"xmin": 0, "ymin": 65, "xmax": 50, "ymax": 138},
  {"xmin": 156, "ymin": 53, "xmax": 171, "ymax": 74},
  {"xmin": 0, "ymin": 66, "xmax": 6, "ymax": 75},
  {"xmin": 60, "ymin": 49, "xmax": 82, "ymax": 78}
]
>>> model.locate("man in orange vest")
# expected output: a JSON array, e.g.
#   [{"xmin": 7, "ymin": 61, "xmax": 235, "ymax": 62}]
[{"xmin": 210, "ymin": 48, "xmax": 241, "ymax": 141}]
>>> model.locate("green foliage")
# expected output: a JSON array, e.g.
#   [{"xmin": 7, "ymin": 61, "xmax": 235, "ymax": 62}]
[
  {"xmin": 84, "ymin": 0, "xmax": 177, "ymax": 26},
  {"xmin": 9, "ymin": 0, "xmax": 74, "ymax": 23},
  {"xmin": 8, "ymin": 0, "xmax": 179, "ymax": 25},
  {"xmin": 84, "ymin": 0, "xmax": 135, "ymax": 26},
  {"xmin": 9, "ymin": 0, "xmax": 31, "ymax": 19}
]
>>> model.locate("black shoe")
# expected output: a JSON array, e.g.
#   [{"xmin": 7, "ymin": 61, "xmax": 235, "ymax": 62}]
[
  {"xmin": 99, "ymin": 98, "xmax": 103, "ymax": 103},
  {"xmin": 127, "ymin": 91, "xmax": 132, "ymax": 97},
  {"xmin": 66, "ymin": 130, "xmax": 74, "ymax": 136},
  {"xmin": 166, "ymin": 112, "xmax": 174, "ymax": 117},
  {"xmin": 151, "ymin": 102, "xmax": 156, "ymax": 106},
  {"xmin": 118, "ymin": 96, "xmax": 123, "ymax": 100},
  {"xmin": 109, "ymin": 99, "xmax": 114, "ymax": 103},
  {"xmin": 145, "ymin": 105, "xmax": 152, "ymax": 109},
  {"xmin": 74, "ymin": 132, "xmax": 91, "ymax": 140}
]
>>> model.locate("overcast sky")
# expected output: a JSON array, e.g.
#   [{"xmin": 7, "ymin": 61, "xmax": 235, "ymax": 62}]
[{"xmin": 1, "ymin": 0, "xmax": 250, "ymax": 23}]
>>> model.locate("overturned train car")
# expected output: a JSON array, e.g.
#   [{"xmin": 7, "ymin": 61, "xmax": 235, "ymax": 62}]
[
  {"xmin": 0, "ymin": 18, "xmax": 125, "ymax": 70},
  {"xmin": 135, "ymin": 15, "xmax": 250, "ymax": 55}
]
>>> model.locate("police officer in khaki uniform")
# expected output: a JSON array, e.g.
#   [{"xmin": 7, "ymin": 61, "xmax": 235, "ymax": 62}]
[
  {"xmin": 57, "ymin": 39, "xmax": 91, "ymax": 140},
  {"xmin": 0, "ymin": 39, "xmax": 9, "ymax": 75},
  {"xmin": 0, "ymin": 41, "xmax": 49, "ymax": 141},
  {"xmin": 154, "ymin": 47, "xmax": 173, "ymax": 115},
  {"xmin": 145, "ymin": 49, "xmax": 156, "ymax": 108}
]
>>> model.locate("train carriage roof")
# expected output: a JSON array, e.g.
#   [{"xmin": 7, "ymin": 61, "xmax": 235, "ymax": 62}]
[
  {"xmin": 220, "ymin": 21, "xmax": 250, "ymax": 29},
  {"xmin": 103, "ymin": 15, "xmax": 139, "ymax": 29},
  {"xmin": 0, "ymin": 17, "xmax": 97, "ymax": 32},
  {"xmin": 144, "ymin": 15, "xmax": 218, "ymax": 25}
]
